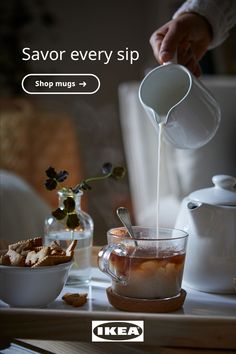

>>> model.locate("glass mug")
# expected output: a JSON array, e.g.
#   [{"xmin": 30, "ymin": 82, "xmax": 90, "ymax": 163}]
[{"xmin": 98, "ymin": 227, "xmax": 188, "ymax": 299}]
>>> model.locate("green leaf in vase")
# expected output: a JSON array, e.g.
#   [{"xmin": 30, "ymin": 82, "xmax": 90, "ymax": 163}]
[
  {"xmin": 52, "ymin": 208, "xmax": 67, "ymax": 220},
  {"xmin": 111, "ymin": 166, "xmax": 126, "ymax": 179},
  {"xmin": 66, "ymin": 213, "xmax": 80, "ymax": 229},
  {"xmin": 45, "ymin": 163, "xmax": 126, "ymax": 230},
  {"xmin": 63, "ymin": 197, "xmax": 76, "ymax": 212},
  {"xmin": 46, "ymin": 167, "xmax": 57, "ymax": 178},
  {"xmin": 45, "ymin": 167, "xmax": 69, "ymax": 190},
  {"xmin": 45, "ymin": 178, "xmax": 58, "ymax": 191}
]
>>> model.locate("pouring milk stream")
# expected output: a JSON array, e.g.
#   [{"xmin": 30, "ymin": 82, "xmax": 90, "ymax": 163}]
[{"xmin": 139, "ymin": 58, "xmax": 221, "ymax": 235}]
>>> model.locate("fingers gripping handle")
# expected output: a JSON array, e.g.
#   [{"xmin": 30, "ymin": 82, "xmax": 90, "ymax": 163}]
[
  {"xmin": 163, "ymin": 51, "xmax": 178, "ymax": 65},
  {"xmin": 97, "ymin": 244, "xmax": 128, "ymax": 285}
]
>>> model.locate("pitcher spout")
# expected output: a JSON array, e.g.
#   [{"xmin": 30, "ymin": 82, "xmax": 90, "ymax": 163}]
[{"xmin": 144, "ymin": 107, "xmax": 167, "ymax": 128}]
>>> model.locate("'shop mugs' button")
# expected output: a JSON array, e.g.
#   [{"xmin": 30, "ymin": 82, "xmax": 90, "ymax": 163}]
[{"xmin": 21, "ymin": 73, "xmax": 100, "ymax": 94}]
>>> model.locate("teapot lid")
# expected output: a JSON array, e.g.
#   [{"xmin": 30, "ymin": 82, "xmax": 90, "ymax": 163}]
[{"xmin": 189, "ymin": 175, "xmax": 236, "ymax": 206}]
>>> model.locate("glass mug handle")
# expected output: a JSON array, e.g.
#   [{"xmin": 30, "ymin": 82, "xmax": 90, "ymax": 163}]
[{"xmin": 97, "ymin": 243, "xmax": 128, "ymax": 285}]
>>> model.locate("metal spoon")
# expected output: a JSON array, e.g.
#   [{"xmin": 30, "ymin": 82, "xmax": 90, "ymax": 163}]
[{"xmin": 116, "ymin": 207, "xmax": 138, "ymax": 246}]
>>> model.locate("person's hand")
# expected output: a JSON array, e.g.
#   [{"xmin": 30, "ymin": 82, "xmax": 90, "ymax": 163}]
[{"xmin": 150, "ymin": 13, "xmax": 213, "ymax": 77}]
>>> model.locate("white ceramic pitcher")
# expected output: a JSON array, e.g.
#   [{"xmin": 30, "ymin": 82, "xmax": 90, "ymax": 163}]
[{"xmin": 139, "ymin": 62, "xmax": 221, "ymax": 149}]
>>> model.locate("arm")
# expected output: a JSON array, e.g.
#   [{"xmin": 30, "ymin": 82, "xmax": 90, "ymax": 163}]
[
  {"xmin": 150, "ymin": 0, "xmax": 236, "ymax": 76},
  {"xmin": 150, "ymin": 12, "xmax": 212, "ymax": 76},
  {"xmin": 174, "ymin": 0, "xmax": 236, "ymax": 49}
]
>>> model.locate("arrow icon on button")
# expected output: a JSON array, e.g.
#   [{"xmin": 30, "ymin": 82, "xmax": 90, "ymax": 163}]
[{"xmin": 78, "ymin": 81, "xmax": 86, "ymax": 87}]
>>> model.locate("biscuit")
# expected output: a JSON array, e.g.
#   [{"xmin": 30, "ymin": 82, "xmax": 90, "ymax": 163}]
[
  {"xmin": 25, "ymin": 247, "xmax": 49, "ymax": 266},
  {"xmin": 6, "ymin": 249, "xmax": 25, "ymax": 266},
  {"xmin": 25, "ymin": 251, "xmax": 38, "ymax": 266},
  {"xmin": 32, "ymin": 255, "xmax": 72, "ymax": 267},
  {"xmin": 2, "ymin": 237, "xmax": 75, "ymax": 268},
  {"xmin": 62, "ymin": 292, "xmax": 87, "ymax": 307},
  {"xmin": 66, "ymin": 240, "xmax": 77, "ymax": 257},
  {"xmin": 49, "ymin": 241, "xmax": 66, "ymax": 256},
  {"xmin": 0, "ymin": 254, "xmax": 11, "ymax": 266},
  {"xmin": 9, "ymin": 237, "xmax": 43, "ymax": 254}
]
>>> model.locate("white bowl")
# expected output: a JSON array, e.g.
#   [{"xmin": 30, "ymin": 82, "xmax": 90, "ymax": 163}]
[{"xmin": 0, "ymin": 262, "xmax": 71, "ymax": 307}]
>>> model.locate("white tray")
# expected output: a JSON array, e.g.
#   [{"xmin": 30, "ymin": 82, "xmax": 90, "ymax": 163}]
[{"xmin": 1, "ymin": 268, "xmax": 236, "ymax": 349}]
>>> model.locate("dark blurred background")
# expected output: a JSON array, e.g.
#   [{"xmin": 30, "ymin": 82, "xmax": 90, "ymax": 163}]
[{"xmin": 1, "ymin": 0, "xmax": 236, "ymax": 244}]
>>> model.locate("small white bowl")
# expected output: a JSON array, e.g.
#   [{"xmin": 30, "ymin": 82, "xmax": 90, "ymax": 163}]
[{"xmin": 0, "ymin": 262, "xmax": 71, "ymax": 307}]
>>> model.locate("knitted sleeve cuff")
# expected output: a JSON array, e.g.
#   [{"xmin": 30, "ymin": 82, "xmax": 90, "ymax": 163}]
[{"xmin": 173, "ymin": 0, "xmax": 236, "ymax": 49}]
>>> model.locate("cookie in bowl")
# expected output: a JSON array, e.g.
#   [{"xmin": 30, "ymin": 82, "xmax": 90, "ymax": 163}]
[{"xmin": 0, "ymin": 237, "xmax": 77, "ymax": 307}]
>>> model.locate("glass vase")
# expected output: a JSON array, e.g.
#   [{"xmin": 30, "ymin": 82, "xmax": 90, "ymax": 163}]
[{"xmin": 44, "ymin": 189, "xmax": 94, "ymax": 285}]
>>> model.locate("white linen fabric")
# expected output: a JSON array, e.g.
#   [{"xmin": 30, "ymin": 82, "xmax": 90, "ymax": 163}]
[{"xmin": 173, "ymin": 0, "xmax": 236, "ymax": 49}]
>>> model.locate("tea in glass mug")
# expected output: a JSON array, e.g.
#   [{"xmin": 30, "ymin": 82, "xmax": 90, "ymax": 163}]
[{"xmin": 98, "ymin": 226, "xmax": 188, "ymax": 299}]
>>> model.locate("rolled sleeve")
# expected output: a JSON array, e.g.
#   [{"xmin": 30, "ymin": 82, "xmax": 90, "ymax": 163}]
[{"xmin": 173, "ymin": 0, "xmax": 236, "ymax": 49}]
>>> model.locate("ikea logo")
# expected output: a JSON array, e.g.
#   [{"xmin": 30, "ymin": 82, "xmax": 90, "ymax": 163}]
[{"xmin": 92, "ymin": 320, "xmax": 144, "ymax": 342}]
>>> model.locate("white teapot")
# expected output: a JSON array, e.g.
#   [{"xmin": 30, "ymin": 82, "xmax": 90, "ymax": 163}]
[{"xmin": 175, "ymin": 175, "xmax": 236, "ymax": 294}]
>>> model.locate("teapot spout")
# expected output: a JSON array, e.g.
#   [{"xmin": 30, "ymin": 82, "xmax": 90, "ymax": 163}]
[
  {"xmin": 187, "ymin": 201, "xmax": 213, "ymax": 236},
  {"xmin": 187, "ymin": 201, "xmax": 202, "ymax": 211}
]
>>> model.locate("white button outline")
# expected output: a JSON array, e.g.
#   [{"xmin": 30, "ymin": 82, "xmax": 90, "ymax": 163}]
[{"xmin": 21, "ymin": 73, "xmax": 100, "ymax": 94}]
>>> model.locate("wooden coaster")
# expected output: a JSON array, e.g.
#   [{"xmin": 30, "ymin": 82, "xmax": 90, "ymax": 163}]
[{"xmin": 106, "ymin": 287, "xmax": 186, "ymax": 313}]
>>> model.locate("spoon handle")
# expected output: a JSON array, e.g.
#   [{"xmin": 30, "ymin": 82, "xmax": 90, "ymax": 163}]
[{"xmin": 116, "ymin": 207, "xmax": 138, "ymax": 246}]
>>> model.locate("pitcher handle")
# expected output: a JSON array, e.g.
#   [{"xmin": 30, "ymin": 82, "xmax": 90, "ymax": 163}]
[{"xmin": 97, "ymin": 243, "xmax": 128, "ymax": 285}]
